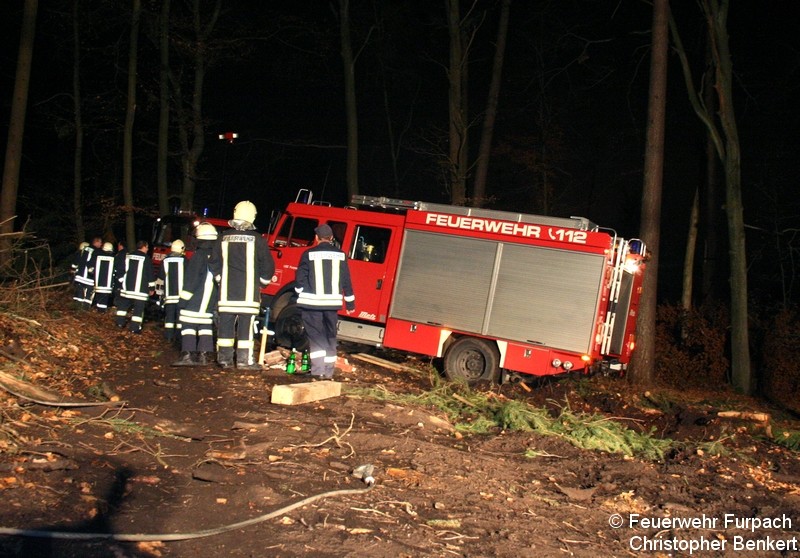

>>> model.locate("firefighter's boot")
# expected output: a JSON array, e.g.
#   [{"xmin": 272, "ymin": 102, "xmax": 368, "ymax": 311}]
[
  {"xmin": 171, "ymin": 351, "xmax": 195, "ymax": 367},
  {"xmin": 236, "ymin": 349, "xmax": 260, "ymax": 370},
  {"xmin": 217, "ymin": 349, "xmax": 235, "ymax": 369},
  {"xmin": 195, "ymin": 352, "xmax": 214, "ymax": 366}
]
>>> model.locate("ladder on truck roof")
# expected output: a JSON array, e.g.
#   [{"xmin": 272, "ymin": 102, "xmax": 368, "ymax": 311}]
[{"xmin": 351, "ymin": 194, "xmax": 598, "ymax": 231}]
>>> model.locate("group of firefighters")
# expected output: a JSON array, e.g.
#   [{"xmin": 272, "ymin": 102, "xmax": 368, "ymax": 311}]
[{"xmin": 69, "ymin": 200, "xmax": 356, "ymax": 379}]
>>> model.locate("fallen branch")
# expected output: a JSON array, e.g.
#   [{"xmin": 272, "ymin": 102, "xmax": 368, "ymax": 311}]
[
  {"xmin": 0, "ymin": 370, "xmax": 127, "ymax": 407},
  {"xmin": 291, "ymin": 413, "xmax": 356, "ymax": 458}
]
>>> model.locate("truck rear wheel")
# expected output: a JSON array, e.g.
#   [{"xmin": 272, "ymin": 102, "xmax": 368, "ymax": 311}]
[
  {"xmin": 274, "ymin": 303, "xmax": 309, "ymax": 352},
  {"xmin": 444, "ymin": 337, "xmax": 500, "ymax": 385}
]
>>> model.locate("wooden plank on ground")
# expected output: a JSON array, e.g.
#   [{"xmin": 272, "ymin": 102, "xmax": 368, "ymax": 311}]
[
  {"xmin": 271, "ymin": 380, "xmax": 342, "ymax": 406},
  {"xmin": 351, "ymin": 353, "xmax": 418, "ymax": 373}
]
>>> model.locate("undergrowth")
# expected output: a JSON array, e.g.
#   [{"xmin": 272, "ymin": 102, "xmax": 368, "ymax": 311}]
[{"xmin": 347, "ymin": 383, "xmax": 675, "ymax": 461}]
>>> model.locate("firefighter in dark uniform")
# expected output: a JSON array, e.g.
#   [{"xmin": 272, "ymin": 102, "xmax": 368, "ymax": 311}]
[
  {"xmin": 173, "ymin": 223, "xmax": 219, "ymax": 367},
  {"xmin": 71, "ymin": 241, "xmax": 96, "ymax": 310},
  {"xmin": 158, "ymin": 239, "xmax": 186, "ymax": 341},
  {"xmin": 295, "ymin": 223, "xmax": 356, "ymax": 379},
  {"xmin": 93, "ymin": 242, "xmax": 116, "ymax": 312},
  {"xmin": 209, "ymin": 201, "xmax": 274, "ymax": 369},
  {"xmin": 112, "ymin": 240, "xmax": 128, "ymax": 307},
  {"xmin": 115, "ymin": 240, "xmax": 155, "ymax": 334}
]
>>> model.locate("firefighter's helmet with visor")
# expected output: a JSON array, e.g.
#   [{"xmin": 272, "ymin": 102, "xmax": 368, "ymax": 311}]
[
  {"xmin": 195, "ymin": 222, "xmax": 218, "ymax": 240},
  {"xmin": 102, "ymin": 242, "xmax": 114, "ymax": 252},
  {"xmin": 79, "ymin": 241, "xmax": 90, "ymax": 251}
]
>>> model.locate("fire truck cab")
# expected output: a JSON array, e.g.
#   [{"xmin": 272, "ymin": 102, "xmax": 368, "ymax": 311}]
[
  {"xmin": 263, "ymin": 190, "xmax": 646, "ymax": 384},
  {"xmin": 151, "ymin": 211, "xmax": 229, "ymax": 271}
]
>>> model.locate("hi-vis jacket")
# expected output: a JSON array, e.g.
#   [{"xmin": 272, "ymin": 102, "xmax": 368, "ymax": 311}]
[
  {"xmin": 93, "ymin": 250, "xmax": 116, "ymax": 294},
  {"xmin": 120, "ymin": 251, "xmax": 155, "ymax": 301},
  {"xmin": 158, "ymin": 253, "xmax": 185, "ymax": 304},
  {"xmin": 73, "ymin": 246, "xmax": 96, "ymax": 287},
  {"xmin": 178, "ymin": 243, "xmax": 218, "ymax": 323},
  {"xmin": 295, "ymin": 241, "xmax": 355, "ymax": 311},
  {"xmin": 209, "ymin": 229, "xmax": 274, "ymax": 314}
]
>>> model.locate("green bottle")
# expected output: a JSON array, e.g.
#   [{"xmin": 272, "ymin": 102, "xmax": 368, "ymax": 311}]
[
  {"xmin": 286, "ymin": 350, "xmax": 296, "ymax": 375},
  {"xmin": 300, "ymin": 350, "xmax": 310, "ymax": 372}
]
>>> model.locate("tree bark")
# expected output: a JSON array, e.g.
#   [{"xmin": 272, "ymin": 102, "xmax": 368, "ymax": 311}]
[
  {"xmin": 122, "ymin": 0, "xmax": 141, "ymax": 247},
  {"xmin": 446, "ymin": 0, "xmax": 467, "ymax": 205},
  {"xmin": 157, "ymin": 0, "xmax": 171, "ymax": 216},
  {"xmin": 339, "ymin": 0, "xmax": 359, "ymax": 199},
  {"xmin": 705, "ymin": 0, "xmax": 751, "ymax": 393},
  {"xmin": 472, "ymin": 0, "xmax": 510, "ymax": 208},
  {"xmin": 628, "ymin": 0, "xmax": 670, "ymax": 386},
  {"xmin": 0, "ymin": 0, "xmax": 38, "ymax": 268},
  {"xmin": 72, "ymin": 0, "xmax": 85, "ymax": 244},
  {"xmin": 682, "ymin": 187, "xmax": 699, "ymax": 310}
]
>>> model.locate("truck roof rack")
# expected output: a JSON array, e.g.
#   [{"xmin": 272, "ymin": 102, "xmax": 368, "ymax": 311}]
[{"xmin": 350, "ymin": 195, "xmax": 597, "ymax": 231}]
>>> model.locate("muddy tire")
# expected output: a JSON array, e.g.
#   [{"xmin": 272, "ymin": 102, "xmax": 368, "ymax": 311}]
[
  {"xmin": 444, "ymin": 337, "xmax": 500, "ymax": 385},
  {"xmin": 273, "ymin": 303, "xmax": 309, "ymax": 351}
]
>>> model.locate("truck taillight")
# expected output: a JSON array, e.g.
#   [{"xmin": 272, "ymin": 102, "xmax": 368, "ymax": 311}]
[{"xmin": 628, "ymin": 335, "xmax": 636, "ymax": 352}]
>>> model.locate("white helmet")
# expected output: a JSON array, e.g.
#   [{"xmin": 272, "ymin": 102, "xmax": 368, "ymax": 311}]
[
  {"xmin": 171, "ymin": 239, "xmax": 186, "ymax": 254},
  {"xmin": 195, "ymin": 222, "xmax": 218, "ymax": 240},
  {"xmin": 102, "ymin": 242, "xmax": 114, "ymax": 252},
  {"xmin": 79, "ymin": 241, "xmax": 90, "ymax": 251},
  {"xmin": 233, "ymin": 200, "xmax": 257, "ymax": 224}
]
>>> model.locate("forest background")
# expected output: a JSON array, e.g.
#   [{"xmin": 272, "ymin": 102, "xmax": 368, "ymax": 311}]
[{"xmin": 0, "ymin": 0, "xmax": 798, "ymax": 408}]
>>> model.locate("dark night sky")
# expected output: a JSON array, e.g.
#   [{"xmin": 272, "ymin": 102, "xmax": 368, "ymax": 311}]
[{"xmin": 1, "ymin": 1, "xmax": 799, "ymax": 303}]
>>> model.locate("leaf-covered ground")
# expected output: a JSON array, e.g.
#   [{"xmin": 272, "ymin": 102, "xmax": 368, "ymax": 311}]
[{"xmin": 1, "ymin": 294, "xmax": 799, "ymax": 557}]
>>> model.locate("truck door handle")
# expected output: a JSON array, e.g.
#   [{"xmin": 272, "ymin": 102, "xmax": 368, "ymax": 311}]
[{"xmin": 376, "ymin": 279, "xmax": 383, "ymax": 290}]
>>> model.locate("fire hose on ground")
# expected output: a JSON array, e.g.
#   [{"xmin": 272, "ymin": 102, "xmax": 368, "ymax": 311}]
[{"xmin": 0, "ymin": 464, "xmax": 376, "ymax": 542}]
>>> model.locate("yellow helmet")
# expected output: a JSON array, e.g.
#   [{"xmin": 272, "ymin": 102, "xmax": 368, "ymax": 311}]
[
  {"xmin": 233, "ymin": 200, "xmax": 257, "ymax": 224},
  {"xmin": 171, "ymin": 239, "xmax": 186, "ymax": 254},
  {"xmin": 102, "ymin": 242, "xmax": 114, "ymax": 252},
  {"xmin": 195, "ymin": 222, "xmax": 218, "ymax": 240}
]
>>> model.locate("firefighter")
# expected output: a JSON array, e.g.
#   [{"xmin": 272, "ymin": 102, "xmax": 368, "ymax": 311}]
[
  {"xmin": 158, "ymin": 239, "xmax": 186, "ymax": 342},
  {"xmin": 71, "ymin": 241, "xmax": 96, "ymax": 310},
  {"xmin": 209, "ymin": 201, "xmax": 274, "ymax": 369},
  {"xmin": 93, "ymin": 242, "xmax": 116, "ymax": 312},
  {"xmin": 115, "ymin": 240, "xmax": 155, "ymax": 334},
  {"xmin": 112, "ymin": 240, "xmax": 128, "ymax": 307},
  {"xmin": 294, "ymin": 223, "xmax": 356, "ymax": 379},
  {"xmin": 173, "ymin": 223, "xmax": 219, "ymax": 366}
]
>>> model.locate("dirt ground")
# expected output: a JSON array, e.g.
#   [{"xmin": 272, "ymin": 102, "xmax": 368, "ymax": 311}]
[{"xmin": 1, "ymin": 300, "xmax": 800, "ymax": 558}]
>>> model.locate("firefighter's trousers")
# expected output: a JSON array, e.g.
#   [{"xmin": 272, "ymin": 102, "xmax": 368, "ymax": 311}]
[
  {"xmin": 217, "ymin": 312, "xmax": 256, "ymax": 366},
  {"xmin": 115, "ymin": 296, "xmax": 147, "ymax": 333},
  {"xmin": 301, "ymin": 308, "xmax": 338, "ymax": 378},
  {"xmin": 163, "ymin": 302, "xmax": 180, "ymax": 340},
  {"xmin": 179, "ymin": 310, "xmax": 215, "ymax": 354}
]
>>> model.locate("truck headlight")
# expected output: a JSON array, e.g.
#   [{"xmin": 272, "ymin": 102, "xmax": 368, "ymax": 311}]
[
  {"xmin": 562, "ymin": 361, "xmax": 574, "ymax": 371},
  {"xmin": 551, "ymin": 358, "xmax": 561, "ymax": 368}
]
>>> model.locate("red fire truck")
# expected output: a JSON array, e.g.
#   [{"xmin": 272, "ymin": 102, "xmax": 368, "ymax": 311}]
[
  {"xmin": 262, "ymin": 190, "xmax": 646, "ymax": 384},
  {"xmin": 151, "ymin": 211, "xmax": 229, "ymax": 271}
]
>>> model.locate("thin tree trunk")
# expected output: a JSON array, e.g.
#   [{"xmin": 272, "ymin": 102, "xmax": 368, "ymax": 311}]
[
  {"xmin": 706, "ymin": 0, "xmax": 751, "ymax": 393},
  {"xmin": 340, "ymin": 0, "xmax": 359, "ymax": 199},
  {"xmin": 700, "ymin": 39, "xmax": 720, "ymax": 303},
  {"xmin": 628, "ymin": 0, "xmax": 670, "ymax": 386},
  {"xmin": 122, "ymin": 0, "xmax": 141, "ymax": 247},
  {"xmin": 446, "ymin": 0, "xmax": 467, "ymax": 205},
  {"xmin": 682, "ymin": 187, "xmax": 699, "ymax": 310},
  {"xmin": 72, "ymin": 0, "xmax": 85, "ymax": 244},
  {"xmin": 157, "ymin": 0, "xmax": 171, "ymax": 216},
  {"xmin": 180, "ymin": 0, "xmax": 219, "ymax": 212},
  {"xmin": 472, "ymin": 0, "xmax": 510, "ymax": 208},
  {"xmin": 0, "ymin": 0, "xmax": 38, "ymax": 267}
]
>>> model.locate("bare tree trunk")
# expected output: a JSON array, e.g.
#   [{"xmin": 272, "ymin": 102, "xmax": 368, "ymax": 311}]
[
  {"xmin": 180, "ymin": 0, "xmax": 220, "ymax": 212},
  {"xmin": 628, "ymin": 0, "xmax": 669, "ymax": 386},
  {"xmin": 122, "ymin": 0, "xmax": 141, "ymax": 246},
  {"xmin": 446, "ymin": 0, "xmax": 467, "ymax": 205},
  {"xmin": 339, "ymin": 0, "xmax": 359, "ymax": 199},
  {"xmin": 682, "ymin": 187, "xmax": 699, "ymax": 310},
  {"xmin": 72, "ymin": 0, "xmax": 85, "ymax": 244},
  {"xmin": 472, "ymin": 0, "xmax": 510, "ymax": 208},
  {"xmin": 700, "ymin": 40, "xmax": 720, "ymax": 303},
  {"xmin": 671, "ymin": 1, "xmax": 751, "ymax": 393},
  {"xmin": 157, "ymin": 0, "xmax": 171, "ymax": 216},
  {"xmin": 0, "ymin": 0, "xmax": 38, "ymax": 268},
  {"xmin": 706, "ymin": 0, "xmax": 751, "ymax": 393}
]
